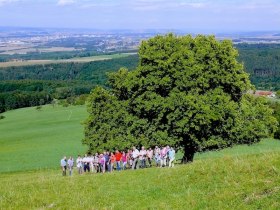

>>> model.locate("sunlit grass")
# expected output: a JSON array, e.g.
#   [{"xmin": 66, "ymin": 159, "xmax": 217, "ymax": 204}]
[{"xmin": 0, "ymin": 152, "xmax": 279, "ymax": 209}]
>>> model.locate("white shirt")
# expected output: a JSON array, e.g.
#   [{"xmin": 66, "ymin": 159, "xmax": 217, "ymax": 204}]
[
  {"xmin": 83, "ymin": 157, "xmax": 90, "ymax": 163},
  {"xmin": 132, "ymin": 149, "xmax": 139, "ymax": 159},
  {"xmin": 139, "ymin": 149, "xmax": 147, "ymax": 160},
  {"xmin": 76, "ymin": 157, "xmax": 83, "ymax": 168}
]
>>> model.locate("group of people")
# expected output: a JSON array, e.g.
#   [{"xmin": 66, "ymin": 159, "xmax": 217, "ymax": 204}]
[{"xmin": 60, "ymin": 146, "xmax": 176, "ymax": 176}]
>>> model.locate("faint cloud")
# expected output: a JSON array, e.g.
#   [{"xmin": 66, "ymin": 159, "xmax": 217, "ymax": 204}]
[
  {"xmin": 0, "ymin": 0, "xmax": 19, "ymax": 6},
  {"xmin": 57, "ymin": 0, "xmax": 75, "ymax": 6},
  {"xmin": 132, "ymin": 0, "xmax": 206, "ymax": 11}
]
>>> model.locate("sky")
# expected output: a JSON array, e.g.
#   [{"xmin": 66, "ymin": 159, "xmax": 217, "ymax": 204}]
[{"xmin": 0, "ymin": 0, "xmax": 279, "ymax": 32}]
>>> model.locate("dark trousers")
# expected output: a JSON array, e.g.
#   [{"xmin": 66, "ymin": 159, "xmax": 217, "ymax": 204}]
[
  {"xmin": 140, "ymin": 159, "xmax": 146, "ymax": 168},
  {"xmin": 84, "ymin": 163, "xmax": 90, "ymax": 172},
  {"xmin": 62, "ymin": 166, "xmax": 67, "ymax": 176},
  {"xmin": 147, "ymin": 157, "xmax": 152, "ymax": 167}
]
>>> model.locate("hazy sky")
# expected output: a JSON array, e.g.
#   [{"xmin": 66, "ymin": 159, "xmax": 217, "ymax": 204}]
[{"xmin": 0, "ymin": 0, "xmax": 279, "ymax": 32}]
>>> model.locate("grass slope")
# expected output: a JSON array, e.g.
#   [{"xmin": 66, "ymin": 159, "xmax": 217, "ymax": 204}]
[
  {"xmin": 1, "ymin": 104, "xmax": 280, "ymax": 174},
  {"xmin": 0, "ymin": 105, "xmax": 87, "ymax": 173},
  {"xmin": 0, "ymin": 152, "xmax": 279, "ymax": 209},
  {"xmin": 0, "ymin": 105, "xmax": 279, "ymax": 209}
]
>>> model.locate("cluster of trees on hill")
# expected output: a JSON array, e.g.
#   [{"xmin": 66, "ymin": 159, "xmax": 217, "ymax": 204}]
[
  {"xmin": 0, "ymin": 55, "xmax": 138, "ymax": 113},
  {"xmin": 84, "ymin": 34, "xmax": 277, "ymax": 162}
]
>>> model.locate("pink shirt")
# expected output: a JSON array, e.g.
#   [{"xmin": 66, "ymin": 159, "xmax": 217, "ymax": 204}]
[
  {"xmin": 122, "ymin": 154, "xmax": 127, "ymax": 162},
  {"xmin": 160, "ymin": 148, "xmax": 167, "ymax": 158},
  {"xmin": 99, "ymin": 157, "xmax": 105, "ymax": 165}
]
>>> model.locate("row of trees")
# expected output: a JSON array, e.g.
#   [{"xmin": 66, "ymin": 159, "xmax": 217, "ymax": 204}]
[{"xmin": 83, "ymin": 34, "xmax": 278, "ymax": 162}]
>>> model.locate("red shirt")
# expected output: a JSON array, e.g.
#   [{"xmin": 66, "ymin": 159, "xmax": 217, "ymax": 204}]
[{"xmin": 115, "ymin": 152, "xmax": 122, "ymax": 161}]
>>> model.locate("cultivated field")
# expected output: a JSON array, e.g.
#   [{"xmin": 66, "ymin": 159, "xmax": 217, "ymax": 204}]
[
  {"xmin": 0, "ymin": 46, "xmax": 80, "ymax": 55},
  {"xmin": 0, "ymin": 53, "xmax": 135, "ymax": 67}
]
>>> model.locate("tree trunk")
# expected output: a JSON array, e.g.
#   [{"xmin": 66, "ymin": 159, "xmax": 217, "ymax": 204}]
[{"xmin": 181, "ymin": 146, "xmax": 195, "ymax": 164}]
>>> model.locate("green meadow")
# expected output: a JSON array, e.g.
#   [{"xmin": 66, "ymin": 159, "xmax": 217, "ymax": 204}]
[
  {"xmin": 0, "ymin": 152, "xmax": 279, "ymax": 209},
  {"xmin": 1, "ymin": 105, "xmax": 280, "ymax": 173},
  {"xmin": 0, "ymin": 105, "xmax": 280, "ymax": 209},
  {"xmin": 0, "ymin": 105, "xmax": 87, "ymax": 173}
]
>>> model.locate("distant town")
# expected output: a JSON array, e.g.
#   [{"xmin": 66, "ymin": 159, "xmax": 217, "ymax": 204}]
[{"xmin": 1, "ymin": 27, "xmax": 280, "ymax": 59}]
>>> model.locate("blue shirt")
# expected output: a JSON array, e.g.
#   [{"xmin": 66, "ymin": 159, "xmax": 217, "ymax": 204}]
[
  {"xmin": 60, "ymin": 159, "xmax": 67, "ymax": 167},
  {"xmin": 168, "ymin": 149, "xmax": 175, "ymax": 159}
]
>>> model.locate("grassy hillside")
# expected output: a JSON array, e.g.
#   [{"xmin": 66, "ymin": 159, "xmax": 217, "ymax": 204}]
[
  {"xmin": 0, "ymin": 105, "xmax": 87, "ymax": 173},
  {"xmin": 0, "ymin": 152, "xmax": 279, "ymax": 209},
  {"xmin": 1, "ymin": 105, "xmax": 280, "ymax": 174},
  {"xmin": 0, "ymin": 105, "xmax": 279, "ymax": 209}
]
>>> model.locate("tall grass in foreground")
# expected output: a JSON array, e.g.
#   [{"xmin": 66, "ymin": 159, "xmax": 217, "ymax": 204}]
[{"xmin": 0, "ymin": 152, "xmax": 279, "ymax": 210}]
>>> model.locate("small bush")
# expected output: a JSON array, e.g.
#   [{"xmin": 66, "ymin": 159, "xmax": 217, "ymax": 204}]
[{"xmin": 0, "ymin": 115, "xmax": 5, "ymax": 120}]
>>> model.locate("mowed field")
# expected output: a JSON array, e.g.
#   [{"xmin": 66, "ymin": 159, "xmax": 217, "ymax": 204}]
[
  {"xmin": 0, "ymin": 105, "xmax": 87, "ymax": 173},
  {"xmin": 0, "ymin": 53, "xmax": 135, "ymax": 67}
]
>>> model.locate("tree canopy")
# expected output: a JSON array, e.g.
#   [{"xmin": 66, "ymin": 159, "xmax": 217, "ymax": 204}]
[{"xmin": 83, "ymin": 34, "xmax": 277, "ymax": 162}]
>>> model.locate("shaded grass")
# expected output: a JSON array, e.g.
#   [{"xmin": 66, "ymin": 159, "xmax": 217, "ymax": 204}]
[{"xmin": 0, "ymin": 152, "xmax": 279, "ymax": 209}]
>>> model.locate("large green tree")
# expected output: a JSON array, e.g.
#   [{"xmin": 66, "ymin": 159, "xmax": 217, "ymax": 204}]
[{"xmin": 83, "ymin": 34, "xmax": 277, "ymax": 162}]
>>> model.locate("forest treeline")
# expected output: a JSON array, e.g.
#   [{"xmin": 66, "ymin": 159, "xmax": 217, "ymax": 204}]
[
  {"xmin": 237, "ymin": 43, "xmax": 280, "ymax": 90},
  {"xmin": 1, "ymin": 43, "xmax": 280, "ymax": 113},
  {"xmin": 0, "ymin": 55, "xmax": 138, "ymax": 113}
]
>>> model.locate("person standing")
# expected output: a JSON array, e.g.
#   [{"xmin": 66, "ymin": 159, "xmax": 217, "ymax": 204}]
[
  {"xmin": 93, "ymin": 153, "xmax": 99, "ymax": 173},
  {"xmin": 99, "ymin": 154, "xmax": 106, "ymax": 173},
  {"xmin": 68, "ymin": 156, "xmax": 74, "ymax": 176},
  {"xmin": 89, "ymin": 154, "xmax": 94, "ymax": 173},
  {"xmin": 121, "ymin": 151, "xmax": 127, "ymax": 170},
  {"xmin": 166, "ymin": 146, "xmax": 171, "ymax": 166},
  {"xmin": 154, "ymin": 146, "xmax": 161, "ymax": 167},
  {"xmin": 83, "ymin": 154, "xmax": 90, "ymax": 173},
  {"xmin": 115, "ymin": 150, "xmax": 122, "ymax": 171},
  {"xmin": 109, "ymin": 152, "xmax": 116, "ymax": 172},
  {"xmin": 60, "ymin": 156, "xmax": 67, "ymax": 176},
  {"xmin": 104, "ymin": 151, "xmax": 109, "ymax": 172},
  {"xmin": 160, "ymin": 146, "xmax": 167, "ymax": 167},
  {"xmin": 168, "ymin": 147, "xmax": 176, "ymax": 168},
  {"xmin": 147, "ymin": 147, "xmax": 154, "ymax": 167},
  {"xmin": 76, "ymin": 155, "xmax": 83, "ymax": 174},
  {"xmin": 128, "ymin": 149, "xmax": 133, "ymax": 169},
  {"xmin": 131, "ymin": 146, "xmax": 139, "ymax": 170},
  {"xmin": 139, "ymin": 146, "xmax": 147, "ymax": 168}
]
